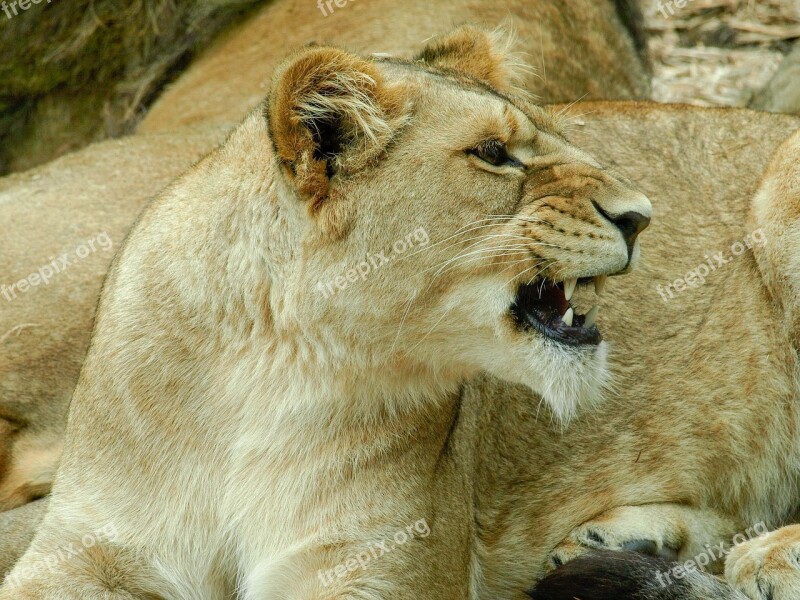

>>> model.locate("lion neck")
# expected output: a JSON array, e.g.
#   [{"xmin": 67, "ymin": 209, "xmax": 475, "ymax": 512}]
[{"xmin": 202, "ymin": 113, "xmax": 465, "ymax": 450}]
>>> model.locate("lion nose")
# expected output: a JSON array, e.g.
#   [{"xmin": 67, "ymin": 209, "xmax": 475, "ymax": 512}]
[
  {"xmin": 592, "ymin": 201, "xmax": 651, "ymax": 250},
  {"xmin": 610, "ymin": 211, "xmax": 650, "ymax": 247}
]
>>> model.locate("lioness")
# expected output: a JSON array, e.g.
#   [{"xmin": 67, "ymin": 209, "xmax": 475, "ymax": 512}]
[
  {"xmin": 0, "ymin": 29, "xmax": 650, "ymax": 599},
  {"xmin": 0, "ymin": 0, "xmax": 650, "ymax": 511}
]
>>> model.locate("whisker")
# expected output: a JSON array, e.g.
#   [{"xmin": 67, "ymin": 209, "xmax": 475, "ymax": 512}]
[
  {"xmin": 508, "ymin": 259, "xmax": 554, "ymax": 287},
  {"xmin": 428, "ymin": 244, "xmax": 536, "ymax": 278},
  {"xmin": 396, "ymin": 215, "xmax": 554, "ymax": 262},
  {"xmin": 389, "ymin": 207, "xmax": 563, "ymax": 354},
  {"xmin": 391, "ymin": 290, "xmax": 418, "ymax": 355},
  {"xmin": 395, "ymin": 244, "xmax": 549, "ymax": 348},
  {"xmin": 496, "ymin": 256, "xmax": 538, "ymax": 275},
  {"xmin": 554, "ymin": 93, "xmax": 589, "ymax": 119},
  {"xmin": 428, "ymin": 236, "xmax": 567, "ymax": 280},
  {"xmin": 431, "ymin": 248, "xmax": 535, "ymax": 279},
  {"xmin": 405, "ymin": 304, "xmax": 454, "ymax": 355}
]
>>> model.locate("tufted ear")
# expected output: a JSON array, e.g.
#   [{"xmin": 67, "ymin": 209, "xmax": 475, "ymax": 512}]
[
  {"xmin": 267, "ymin": 46, "xmax": 409, "ymax": 208},
  {"xmin": 415, "ymin": 24, "xmax": 531, "ymax": 93}
]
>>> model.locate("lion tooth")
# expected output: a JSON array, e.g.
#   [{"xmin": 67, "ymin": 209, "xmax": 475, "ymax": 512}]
[
  {"xmin": 584, "ymin": 305, "xmax": 599, "ymax": 328},
  {"xmin": 594, "ymin": 275, "xmax": 607, "ymax": 296},
  {"xmin": 563, "ymin": 307, "xmax": 574, "ymax": 327},
  {"xmin": 564, "ymin": 278, "xmax": 577, "ymax": 301}
]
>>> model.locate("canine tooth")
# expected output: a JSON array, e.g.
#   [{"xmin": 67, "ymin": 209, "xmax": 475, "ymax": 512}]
[
  {"xmin": 594, "ymin": 275, "xmax": 607, "ymax": 296},
  {"xmin": 564, "ymin": 278, "xmax": 577, "ymax": 301},
  {"xmin": 584, "ymin": 305, "xmax": 600, "ymax": 328},
  {"xmin": 563, "ymin": 307, "xmax": 574, "ymax": 327}
]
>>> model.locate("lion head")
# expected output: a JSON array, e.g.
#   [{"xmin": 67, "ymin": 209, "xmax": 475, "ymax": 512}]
[{"xmin": 262, "ymin": 26, "xmax": 651, "ymax": 420}]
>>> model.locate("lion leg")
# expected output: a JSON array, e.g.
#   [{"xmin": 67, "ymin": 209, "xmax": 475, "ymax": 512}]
[
  {"xmin": 0, "ymin": 427, "xmax": 61, "ymax": 511},
  {"xmin": 549, "ymin": 503, "xmax": 741, "ymax": 574},
  {"xmin": 749, "ymin": 129, "xmax": 800, "ymax": 346}
]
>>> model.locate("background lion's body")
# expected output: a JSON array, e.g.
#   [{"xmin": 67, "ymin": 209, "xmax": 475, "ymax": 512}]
[
  {"xmin": 0, "ymin": 125, "xmax": 228, "ymax": 511},
  {"xmin": 138, "ymin": 0, "xmax": 650, "ymax": 133},
  {"xmin": 469, "ymin": 104, "xmax": 800, "ymax": 596}
]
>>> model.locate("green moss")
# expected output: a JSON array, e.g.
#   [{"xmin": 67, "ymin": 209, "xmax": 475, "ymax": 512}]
[{"xmin": 0, "ymin": 0, "xmax": 265, "ymax": 173}]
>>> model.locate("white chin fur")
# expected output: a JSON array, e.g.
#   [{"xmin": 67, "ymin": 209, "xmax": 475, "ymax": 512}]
[
  {"xmin": 481, "ymin": 338, "xmax": 610, "ymax": 424},
  {"xmin": 532, "ymin": 341, "xmax": 610, "ymax": 423}
]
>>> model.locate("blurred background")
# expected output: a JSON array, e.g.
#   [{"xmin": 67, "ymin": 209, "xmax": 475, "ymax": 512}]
[
  {"xmin": 0, "ymin": 0, "xmax": 798, "ymax": 176},
  {"xmin": 643, "ymin": 0, "xmax": 799, "ymax": 107}
]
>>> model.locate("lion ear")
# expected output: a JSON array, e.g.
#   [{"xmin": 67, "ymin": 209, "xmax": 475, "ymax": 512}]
[
  {"xmin": 415, "ymin": 25, "xmax": 530, "ymax": 93},
  {"xmin": 267, "ymin": 46, "xmax": 409, "ymax": 208}
]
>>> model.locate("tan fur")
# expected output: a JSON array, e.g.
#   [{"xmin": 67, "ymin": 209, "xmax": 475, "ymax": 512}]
[
  {"xmin": 0, "ymin": 126, "xmax": 228, "ymax": 510},
  {"xmin": 0, "ymin": 500, "xmax": 46, "ymax": 579},
  {"xmin": 726, "ymin": 522, "xmax": 800, "ymax": 598},
  {"xmin": 138, "ymin": 0, "xmax": 650, "ymax": 134},
  {"xmin": 0, "ymin": 32, "xmax": 651, "ymax": 599}
]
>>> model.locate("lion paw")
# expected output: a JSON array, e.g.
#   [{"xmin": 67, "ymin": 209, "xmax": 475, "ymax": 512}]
[
  {"xmin": 726, "ymin": 525, "xmax": 800, "ymax": 600},
  {"xmin": 547, "ymin": 505, "xmax": 683, "ymax": 573}
]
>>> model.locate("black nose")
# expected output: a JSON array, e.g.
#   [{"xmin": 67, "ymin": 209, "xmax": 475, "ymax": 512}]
[
  {"xmin": 610, "ymin": 211, "xmax": 650, "ymax": 247},
  {"xmin": 593, "ymin": 202, "xmax": 651, "ymax": 249}
]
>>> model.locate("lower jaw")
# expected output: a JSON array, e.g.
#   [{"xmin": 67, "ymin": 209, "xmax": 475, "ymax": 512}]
[
  {"xmin": 510, "ymin": 280, "xmax": 602, "ymax": 347},
  {"xmin": 527, "ymin": 313, "xmax": 602, "ymax": 347}
]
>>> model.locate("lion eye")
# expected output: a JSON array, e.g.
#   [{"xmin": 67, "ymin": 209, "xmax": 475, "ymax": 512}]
[{"xmin": 470, "ymin": 141, "xmax": 522, "ymax": 168}]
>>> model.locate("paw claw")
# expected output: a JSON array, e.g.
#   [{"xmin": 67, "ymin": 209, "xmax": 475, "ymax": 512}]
[
  {"xmin": 546, "ymin": 540, "xmax": 590, "ymax": 574},
  {"xmin": 550, "ymin": 505, "xmax": 694, "ymax": 573},
  {"xmin": 586, "ymin": 530, "xmax": 606, "ymax": 545}
]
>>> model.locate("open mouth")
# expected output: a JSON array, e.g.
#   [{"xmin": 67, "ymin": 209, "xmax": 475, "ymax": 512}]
[{"xmin": 511, "ymin": 276, "xmax": 606, "ymax": 346}]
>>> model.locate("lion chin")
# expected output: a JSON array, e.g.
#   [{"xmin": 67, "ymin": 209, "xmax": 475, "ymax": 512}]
[{"xmin": 480, "ymin": 335, "xmax": 611, "ymax": 424}]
